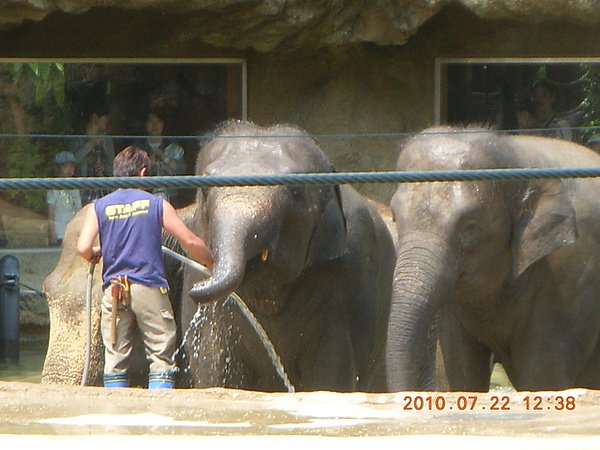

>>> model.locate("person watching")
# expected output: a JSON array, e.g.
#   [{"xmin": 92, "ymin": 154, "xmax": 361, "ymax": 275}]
[
  {"xmin": 73, "ymin": 107, "xmax": 115, "ymax": 204},
  {"xmin": 531, "ymin": 79, "xmax": 573, "ymax": 141},
  {"xmin": 137, "ymin": 110, "xmax": 187, "ymax": 207},
  {"xmin": 47, "ymin": 151, "xmax": 82, "ymax": 246}
]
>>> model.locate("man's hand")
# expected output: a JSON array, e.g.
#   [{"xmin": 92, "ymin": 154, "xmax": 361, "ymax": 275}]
[
  {"xmin": 162, "ymin": 200, "xmax": 214, "ymax": 269},
  {"xmin": 89, "ymin": 246, "xmax": 102, "ymax": 264},
  {"xmin": 77, "ymin": 204, "xmax": 100, "ymax": 262},
  {"xmin": 93, "ymin": 162, "xmax": 105, "ymax": 176}
]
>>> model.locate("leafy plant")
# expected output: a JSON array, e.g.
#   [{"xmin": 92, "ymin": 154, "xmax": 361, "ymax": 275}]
[
  {"xmin": 579, "ymin": 64, "xmax": 600, "ymax": 143},
  {"xmin": 0, "ymin": 62, "xmax": 66, "ymax": 212},
  {"xmin": 11, "ymin": 62, "xmax": 65, "ymax": 107},
  {"xmin": 5, "ymin": 139, "xmax": 54, "ymax": 212}
]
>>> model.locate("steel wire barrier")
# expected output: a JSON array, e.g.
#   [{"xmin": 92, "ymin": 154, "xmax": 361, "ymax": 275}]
[
  {"xmin": 3, "ymin": 167, "xmax": 600, "ymax": 191},
  {"xmin": 0, "ymin": 123, "xmax": 598, "ymax": 142},
  {"xmin": 3, "ymin": 124, "xmax": 600, "ymax": 190}
]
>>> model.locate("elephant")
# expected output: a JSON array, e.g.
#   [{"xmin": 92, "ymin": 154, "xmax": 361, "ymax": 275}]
[
  {"xmin": 386, "ymin": 125, "xmax": 600, "ymax": 392},
  {"xmin": 180, "ymin": 120, "xmax": 395, "ymax": 392},
  {"xmin": 42, "ymin": 121, "xmax": 396, "ymax": 392}
]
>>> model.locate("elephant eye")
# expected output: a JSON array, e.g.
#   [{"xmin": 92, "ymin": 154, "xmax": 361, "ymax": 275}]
[
  {"xmin": 288, "ymin": 186, "xmax": 305, "ymax": 203},
  {"xmin": 460, "ymin": 220, "xmax": 480, "ymax": 248},
  {"xmin": 201, "ymin": 186, "xmax": 211, "ymax": 200}
]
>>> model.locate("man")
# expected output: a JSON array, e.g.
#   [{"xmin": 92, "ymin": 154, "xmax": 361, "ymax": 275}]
[
  {"xmin": 514, "ymin": 96, "xmax": 536, "ymax": 133},
  {"xmin": 73, "ymin": 107, "xmax": 115, "ymax": 204},
  {"xmin": 77, "ymin": 146, "xmax": 214, "ymax": 389},
  {"xmin": 137, "ymin": 110, "xmax": 187, "ymax": 207},
  {"xmin": 47, "ymin": 151, "xmax": 82, "ymax": 246},
  {"xmin": 531, "ymin": 79, "xmax": 573, "ymax": 141}
]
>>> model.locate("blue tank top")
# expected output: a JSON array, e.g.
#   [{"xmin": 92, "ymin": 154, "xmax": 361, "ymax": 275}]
[{"xmin": 95, "ymin": 189, "xmax": 168, "ymax": 290}]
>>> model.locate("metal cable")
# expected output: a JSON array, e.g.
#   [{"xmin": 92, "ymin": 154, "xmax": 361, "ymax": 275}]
[
  {"xmin": 3, "ymin": 167, "xmax": 600, "ymax": 191},
  {"xmin": 0, "ymin": 124, "xmax": 599, "ymax": 141}
]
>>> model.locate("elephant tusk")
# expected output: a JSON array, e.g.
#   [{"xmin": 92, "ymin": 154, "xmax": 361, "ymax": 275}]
[{"xmin": 261, "ymin": 248, "xmax": 269, "ymax": 261}]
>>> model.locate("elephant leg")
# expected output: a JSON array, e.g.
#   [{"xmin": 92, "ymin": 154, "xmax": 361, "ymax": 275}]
[
  {"xmin": 508, "ymin": 283, "xmax": 588, "ymax": 390},
  {"xmin": 510, "ymin": 321, "xmax": 580, "ymax": 390},
  {"xmin": 510, "ymin": 338, "xmax": 577, "ymax": 390},
  {"xmin": 439, "ymin": 310, "xmax": 492, "ymax": 392},
  {"xmin": 575, "ymin": 338, "xmax": 600, "ymax": 389},
  {"xmin": 298, "ymin": 322, "xmax": 357, "ymax": 392}
]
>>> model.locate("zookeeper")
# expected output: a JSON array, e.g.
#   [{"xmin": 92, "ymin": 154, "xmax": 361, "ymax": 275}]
[{"xmin": 77, "ymin": 146, "xmax": 214, "ymax": 389}]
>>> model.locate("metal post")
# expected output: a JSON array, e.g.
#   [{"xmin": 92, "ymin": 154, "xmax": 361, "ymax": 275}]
[{"xmin": 0, "ymin": 254, "xmax": 20, "ymax": 363}]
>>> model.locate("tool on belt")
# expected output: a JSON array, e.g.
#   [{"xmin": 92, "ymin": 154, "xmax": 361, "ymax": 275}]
[{"xmin": 109, "ymin": 275, "xmax": 130, "ymax": 345}]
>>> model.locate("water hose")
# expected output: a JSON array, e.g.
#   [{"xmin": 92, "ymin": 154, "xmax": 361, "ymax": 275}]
[
  {"xmin": 81, "ymin": 261, "xmax": 96, "ymax": 386},
  {"xmin": 161, "ymin": 245, "xmax": 211, "ymax": 276},
  {"xmin": 161, "ymin": 246, "xmax": 295, "ymax": 393}
]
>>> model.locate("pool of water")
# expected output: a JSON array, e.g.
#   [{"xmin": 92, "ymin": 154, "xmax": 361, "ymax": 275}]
[
  {"xmin": 0, "ymin": 332, "xmax": 48, "ymax": 383},
  {"xmin": 0, "ymin": 332, "xmax": 513, "ymax": 388}
]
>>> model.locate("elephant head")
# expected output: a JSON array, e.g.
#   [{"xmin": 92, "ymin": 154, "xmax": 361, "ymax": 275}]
[
  {"xmin": 387, "ymin": 126, "xmax": 578, "ymax": 390},
  {"xmin": 188, "ymin": 121, "xmax": 346, "ymax": 313}
]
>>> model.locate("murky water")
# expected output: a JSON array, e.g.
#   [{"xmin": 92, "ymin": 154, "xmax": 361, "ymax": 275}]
[
  {"xmin": 0, "ymin": 331, "xmax": 513, "ymax": 388},
  {"xmin": 0, "ymin": 333, "xmax": 48, "ymax": 383}
]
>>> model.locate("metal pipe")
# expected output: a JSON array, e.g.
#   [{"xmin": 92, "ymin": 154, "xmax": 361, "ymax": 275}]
[
  {"xmin": 81, "ymin": 262, "xmax": 95, "ymax": 386},
  {"xmin": 161, "ymin": 245, "xmax": 211, "ymax": 276},
  {"xmin": 0, "ymin": 254, "xmax": 20, "ymax": 364}
]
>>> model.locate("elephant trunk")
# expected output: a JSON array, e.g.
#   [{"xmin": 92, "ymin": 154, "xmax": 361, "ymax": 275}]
[
  {"xmin": 189, "ymin": 215, "xmax": 247, "ymax": 303},
  {"xmin": 387, "ymin": 235, "xmax": 455, "ymax": 391},
  {"xmin": 189, "ymin": 189, "xmax": 280, "ymax": 303}
]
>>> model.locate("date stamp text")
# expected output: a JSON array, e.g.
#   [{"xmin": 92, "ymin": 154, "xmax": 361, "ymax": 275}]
[{"xmin": 400, "ymin": 394, "xmax": 577, "ymax": 412}]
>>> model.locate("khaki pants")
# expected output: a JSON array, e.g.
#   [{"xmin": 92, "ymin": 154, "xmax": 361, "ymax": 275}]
[{"xmin": 101, "ymin": 283, "xmax": 177, "ymax": 375}]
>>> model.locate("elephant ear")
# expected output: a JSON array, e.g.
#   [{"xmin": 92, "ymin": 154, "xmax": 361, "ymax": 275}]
[
  {"xmin": 304, "ymin": 185, "xmax": 347, "ymax": 270},
  {"xmin": 512, "ymin": 178, "xmax": 578, "ymax": 277}
]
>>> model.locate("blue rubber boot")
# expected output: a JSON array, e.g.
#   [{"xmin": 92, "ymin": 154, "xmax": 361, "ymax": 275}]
[
  {"xmin": 103, "ymin": 372, "xmax": 129, "ymax": 388},
  {"xmin": 148, "ymin": 371, "xmax": 175, "ymax": 389}
]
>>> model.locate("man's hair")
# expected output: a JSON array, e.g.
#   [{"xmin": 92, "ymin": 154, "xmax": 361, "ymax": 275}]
[
  {"xmin": 113, "ymin": 146, "xmax": 150, "ymax": 177},
  {"xmin": 532, "ymin": 79, "xmax": 555, "ymax": 95}
]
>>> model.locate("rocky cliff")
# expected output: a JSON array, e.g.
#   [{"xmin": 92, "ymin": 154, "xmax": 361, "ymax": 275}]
[{"xmin": 0, "ymin": 0, "xmax": 598, "ymax": 52}]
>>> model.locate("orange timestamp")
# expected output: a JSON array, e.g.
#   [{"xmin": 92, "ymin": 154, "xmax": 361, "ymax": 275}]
[{"xmin": 400, "ymin": 394, "xmax": 577, "ymax": 411}]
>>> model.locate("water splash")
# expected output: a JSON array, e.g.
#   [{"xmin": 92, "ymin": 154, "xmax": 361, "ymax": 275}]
[
  {"xmin": 163, "ymin": 246, "xmax": 295, "ymax": 392},
  {"xmin": 175, "ymin": 294, "xmax": 295, "ymax": 393},
  {"xmin": 227, "ymin": 293, "xmax": 294, "ymax": 392}
]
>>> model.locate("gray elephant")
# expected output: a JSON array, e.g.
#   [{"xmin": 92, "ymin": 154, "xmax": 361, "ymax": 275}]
[
  {"xmin": 180, "ymin": 121, "xmax": 395, "ymax": 392},
  {"xmin": 387, "ymin": 125, "xmax": 600, "ymax": 392}
]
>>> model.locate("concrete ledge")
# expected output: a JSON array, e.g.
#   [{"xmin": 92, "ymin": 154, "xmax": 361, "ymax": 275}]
[{"xmin": 1, "ymin": 381, "xmax": 599, "ymax": 447}]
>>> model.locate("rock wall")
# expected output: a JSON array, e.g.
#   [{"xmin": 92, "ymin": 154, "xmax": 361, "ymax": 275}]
[
  {"xmin": 0, "ymin": 1, "xmax": 599, "ymax": 51},
  {"xmin": 0, "ymin": 4, "xmax": 600, "ymax": 205},
  {"xmin": 247, "ymin": 45, "xmax": 431, "ymax": 201},
  {"xmin": 0, "ymin": 1, "xmax": 443, "ymax": 51}
]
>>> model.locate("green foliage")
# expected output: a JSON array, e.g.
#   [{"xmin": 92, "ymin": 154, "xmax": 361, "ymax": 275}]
[
  {"xmin": 11, "ymin": 62, "xmax": 65, "ymax": 107},
  {"xmin": 579, "ymin": 64, "xmax": 600, "ymax": 143},
  {"xmin": 0, "ymin": 62, "xmax": 66, "ymax": 213},
  {"xmin": 5, "ymin": 139, "xmax": 54, "ymax": 213}
]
